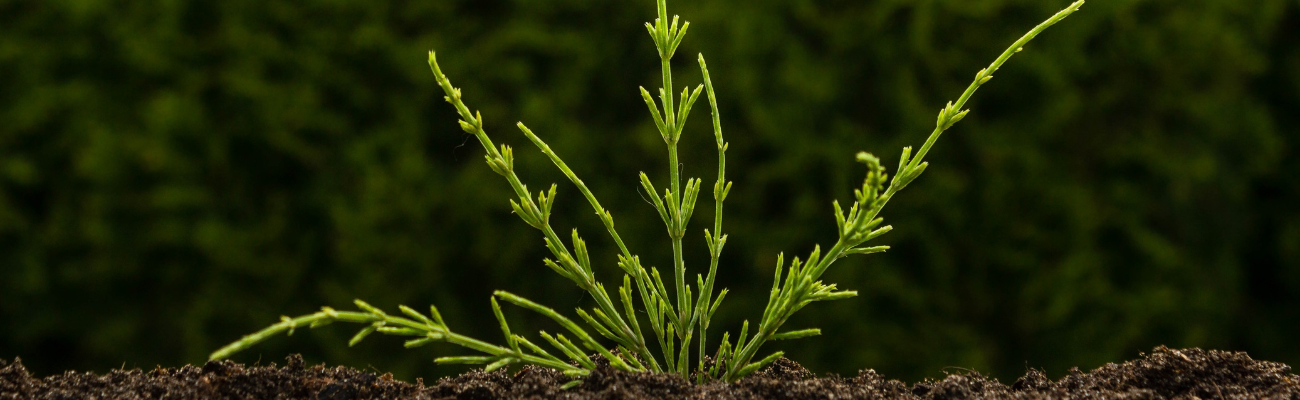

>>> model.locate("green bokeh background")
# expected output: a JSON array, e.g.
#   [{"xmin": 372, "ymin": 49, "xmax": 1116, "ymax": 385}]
[{"xmin": 2, "ymin": 0, "xmax": 1297, "ymax": 384}]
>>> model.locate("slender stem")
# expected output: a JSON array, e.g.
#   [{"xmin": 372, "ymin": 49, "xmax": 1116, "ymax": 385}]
[
  {"xmin": 663, "ymin": 59, "xmax": 688, "ymax": 361},
  {"xmin": 517, "ymin": 124, "xmax": 634, "ymax": 266},
  {"xmin": 723, "ymin": 0, "xmax": 1085, "ymax": 381},
  {"xmin": 210, "ymin": 308, "xmax": 584, "ymax": 374},
  {"xmin": 697, "ymin": 54, "xmax": 727, "ymax": 375},
  {"xmin": 909, "ymin": 0, "xmax": 1084, "ymax": 170},
  {"xmin": 651, "ymin": 0, "xmax": 695, "ymax": 376},
  {"xmin": 662, "ymin": 61, "xmax": 677, "ymax": 142},
  {"xmin": 517, "ymin": 123, "xmax": 662, "ymax": 371},
  {"xmin": 430, "ymin": 53, "xmax": 645, "ymax": 372},
  {"xmin": 539, "ymin": 224, "xmax": 645, "ymax": 358}
]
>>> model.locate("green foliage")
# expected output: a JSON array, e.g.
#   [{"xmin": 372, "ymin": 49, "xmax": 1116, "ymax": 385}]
[
  {"xmin": 2, "ymin": 0, "xmax": 1297, "ymax": 385},
  {"xmin": 210, "ymin": 0, "xmax": 1084, "ymax": 383}
]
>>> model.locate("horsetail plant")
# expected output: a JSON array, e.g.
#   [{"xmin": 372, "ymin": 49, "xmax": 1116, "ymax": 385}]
[{"xmin": 211, "ymin": 0, "xmax": 1085, "ymax": 386}]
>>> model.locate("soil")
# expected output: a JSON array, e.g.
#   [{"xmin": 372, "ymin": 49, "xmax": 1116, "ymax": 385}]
[{"xmin": 2, "ymin": 346, "xmax": 1296, "ymax": 399}]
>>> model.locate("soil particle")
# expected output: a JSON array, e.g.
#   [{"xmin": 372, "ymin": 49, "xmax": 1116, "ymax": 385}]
[{"xmin": 2, "ymin": 346, "xmax": 1296, "ymax": 399}]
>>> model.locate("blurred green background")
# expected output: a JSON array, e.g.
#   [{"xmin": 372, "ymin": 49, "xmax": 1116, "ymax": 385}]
[{"xmin": 2, "ymin": 0, "xmax": 1298, "ymax": 384}]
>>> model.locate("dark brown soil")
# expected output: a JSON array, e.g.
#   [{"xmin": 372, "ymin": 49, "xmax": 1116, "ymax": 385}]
[{"xmin": 2, "ymin": 346, "xmax": 1296, "ymax": 399}]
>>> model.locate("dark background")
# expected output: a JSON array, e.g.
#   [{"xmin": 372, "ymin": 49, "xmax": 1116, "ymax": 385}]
[{"xmin": 2, "ymin": 0, "xmax": 1298, "ymax": 384}]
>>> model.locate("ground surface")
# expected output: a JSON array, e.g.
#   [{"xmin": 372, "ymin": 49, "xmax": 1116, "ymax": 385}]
[{"xmin": 2, "ymin": 346, "xmax": 1296, "ymax": 399}]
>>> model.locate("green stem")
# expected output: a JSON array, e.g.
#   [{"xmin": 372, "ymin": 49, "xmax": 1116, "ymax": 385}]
[
  {"xmin": 909, "ymin": 0, "xmax": 1084, "ymax": 171},
  {"xmin": 516, "ymin": 124, "xmax": 661, "ymax": 372},
  {"xmin": 210, "ymin": 308, "xmax": 583, "ymax": 374},
  {"xmin": 664, "ymin": 67, "xmax": 688, "ymax": 364},
  {"xmin": 652, "ymin": 0, "xmax": 694, "ymax": 376},
  {"xmin": 430, "ymin": 53, "xmax": 645, "ymax": 372},
  {"xmin": 722, "ymin": 0, "xmax": 1085, "ymax": 381},
  {"xmin": 696, "ymin": 53, "xmax": 728, "ymax": 375}
]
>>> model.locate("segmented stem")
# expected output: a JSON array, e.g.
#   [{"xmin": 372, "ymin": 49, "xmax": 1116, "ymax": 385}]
[
  {"xmin": 209, "ymin": 302, "xmax": 585, "ymax": 376},
  {"xmin": 212, "ymin": 0, "xmax": 1084, "ymax": 385},
  {"xmin": 724, "ymin": 0, "xmax": 1086, "ymax": 381}
]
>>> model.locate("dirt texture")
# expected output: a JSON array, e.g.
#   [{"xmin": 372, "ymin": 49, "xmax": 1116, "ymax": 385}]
[{"xmin": 2, "ymin": 346, "xmax": 1297, "ymax": 399}]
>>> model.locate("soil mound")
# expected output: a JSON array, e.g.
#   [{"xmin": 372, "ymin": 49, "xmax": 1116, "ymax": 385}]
[{"xmin": 2, "ymin": 346, "xmax": 1296, "ymax": 399}]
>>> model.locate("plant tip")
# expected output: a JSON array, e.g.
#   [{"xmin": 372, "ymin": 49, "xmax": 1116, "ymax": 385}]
[{"xmin": 855, "ymin": 152, "xmax": 879, "ymax": 165}]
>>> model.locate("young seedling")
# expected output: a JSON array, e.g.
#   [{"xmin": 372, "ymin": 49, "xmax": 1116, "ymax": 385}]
[{"xmin": 211, "ymin": 0, "xmax": 1085, "ymax": 385}]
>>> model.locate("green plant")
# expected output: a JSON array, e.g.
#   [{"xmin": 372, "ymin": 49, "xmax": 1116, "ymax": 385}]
[{"xmin": 211, "ymin": 0, "xmax": 1084, "ymax": 385}]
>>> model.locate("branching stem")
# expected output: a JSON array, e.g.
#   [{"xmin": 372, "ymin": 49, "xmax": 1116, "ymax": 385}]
[
  {"xmin": 212, "ymin": 0, "xmax": 1084, "ymax": 385},
  {"xmin": 723, "ymin": 0, "xmax": 1085, "ymax": 381}
]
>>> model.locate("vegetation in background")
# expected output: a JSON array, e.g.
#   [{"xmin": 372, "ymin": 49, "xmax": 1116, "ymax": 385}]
[{"xmin": 1, "ymin": 0, "xmax": 1297, "ymax": 383}]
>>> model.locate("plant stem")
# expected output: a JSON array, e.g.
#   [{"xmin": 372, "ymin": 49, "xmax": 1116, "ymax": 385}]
[
  {"xmin": 209, "ymin": 308, "xmax": 584, "ymax": 375},
  {"xmin": 649, "ymin": 0, "xmax": 697, "ymax": 375},
  {"xmin": 723, "ymin": 0, "xmax": 1085, "ymax": 381},
  {"xmin": 909, "ymin": 0, "xmax": 1084, "ymax": 171},
  {"xmin": 429, "ymin": 53, "xmax": 643, "ymax": 372},
  {"xmin": 516, "ymin": 123, "xmax": 661, "ymax": 372},
  {"xmin": 695, "ymin": 53, "xmax": 728, "ymax": 376}
]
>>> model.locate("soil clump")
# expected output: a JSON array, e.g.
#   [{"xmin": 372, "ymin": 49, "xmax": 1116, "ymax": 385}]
[{"xmin": 2, "ymin": 346, "xmax": 1296, "ymax": 399}]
